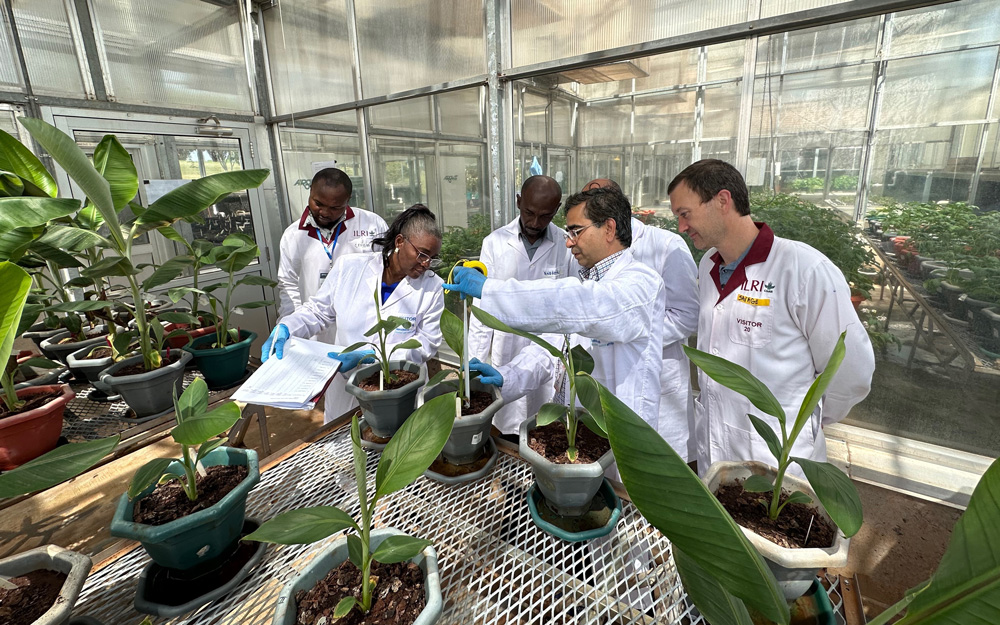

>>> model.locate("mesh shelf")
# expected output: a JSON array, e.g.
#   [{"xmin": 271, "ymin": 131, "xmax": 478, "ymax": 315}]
[{"xmin": 72, "ymin": 426, "xmax": 845, "ymax": 624}]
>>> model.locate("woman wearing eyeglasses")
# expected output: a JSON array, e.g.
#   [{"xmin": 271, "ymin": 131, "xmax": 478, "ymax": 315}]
[{"xmin": 263, "ymin": 204, "xmax": 445, "ymax": 423}]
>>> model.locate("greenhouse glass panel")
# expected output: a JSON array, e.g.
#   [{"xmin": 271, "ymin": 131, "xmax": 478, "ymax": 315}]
[
  {"xmin": 751, "ymin": 63, "xmax": 872, "ymax": 137},
  {"xmin": 889, "ymin": 0, "xmax": 1000, "ymax": 57},
  {"xmin": 368, "ymin": 136, "xmax": 486, "ymax": 233},
  {"xmin": 437, "ymin": 88, "xmax": 483, "ymax": 138},
  {"xmin": 756, "ymin": 18, "xmax": 879, "ymax": 74},
  {"xmin": 760, "ymin": 0, "xmax": 852, "ymax": 19},
  {"xmin": 12, "ymin": 0, "xmax": 87, "ymax": 97},
  {"xmin": 880, "ymin": 49, "xmax": 996, "ymax": 127},
  {"xmin": 0, "ymin": 10, "xmax": 22, "ymax": 90},
  {"xmin": 702, "ymin": 81, "xmax": 741, "ymax": 140},
  {"xmin": 354, "ymin": 0, "xmax": 485, "ymax": 98},
  {"xmin": 869, "ymin": 124, "xmax": 984, "ymax": 206},
  {"xmin": 301, "ymin": 110, "xmax": 359, "ymax": 129},
  {"xmin": 518, "ymin": 90, "xmax": 549, "ymax": 144},
  {"xmin": 705, "ymin": 40, "xmax": 745, "ymax": 82},
  {"xmin": 633, "ymin": 91, "xmax": 696, "ymax": 145},
  {"xmin": 0, "ymin": 108, "xmax": 21, "ymax": 140},
  {"xmin": 369, "ymin": 97, "xmax": 432, "ymax": 132},
  {"xmin": 510, "ymin": 0, "xmax": 746, "ymax": 67},
  {"xmin": 279, "ymin": 129, "xmax": 366, "ymax": 214},
  {"xmin": 551, "ymin": 97, "xmax": 574, "ymax": 146},
  {"xmin": 633, "ymin": 49, "xmax": 700, "ymax": 92},
  {"xmin": 578, "ymin": 101, "xmax": 631, "ymax": 148},
  {"xmin": 975, "ymin": 123, "xmax": 1000, "ymax": 212},
  {"xmin": 262, "ymin": 1, "xmax": 355, "ymax": 116},
  {"xmin": 91, "ymin": 0, "xmax": 252, "ymax": 112}
]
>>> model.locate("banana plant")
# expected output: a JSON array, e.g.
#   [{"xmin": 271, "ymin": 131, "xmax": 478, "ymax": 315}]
[
  {"xmin": 469, "ymin": 306, "xmax": 602, "ymax": 462},
  {"xmin": 245, "ymin": 392, "xmax": 458, "ymax": 617},
  {"xmin": 425, "ymin": 307, "xmax": 480, "ymax": 407},
  {"xmin": 0, "ymin": 435, "xmax": 120, "ymax": 498},
  {"xmin": 127, "ymin": 378, "xmax": 242, "ymax": 502},
  {"xmin": 682, "ymin": 332, "xmax": 864, "ymax": 538},
  {"xmin": 340, "ymin": 283, "xmax": 423, "ymax": 386},
  {"xmin": 166, "ymin": 232, "xmax": 276, "ymax": 348},
  {"xmin": 0, "ymin": 261, "xmax": 33, "ymax": 412},
  {"xmin": 5, "ymin": 119, "xmax": 269, "ymax": 372}
]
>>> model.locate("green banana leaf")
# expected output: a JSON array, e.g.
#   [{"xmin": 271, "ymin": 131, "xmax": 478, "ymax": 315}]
[
  {"xmin": 0, "ymin": 261, "xmax": 31, "ymax": 369},
  {"xmin": 374, "ymin": 392, "xmax": 457, "ymax": 499},
  {"xmin": 683, "ymin": 344, "xmax": 786, "ymax": 423},
  {"xmin": 439, "ymin": 307, "xmax": 464, "ymax": 358},
  {"xmin": 600, "ymin": 382, "xmax": 790, "ymax": 624},
  {"xmin": 0, "ymin": 197, "xmax": 81, "ymax": 231},
  {"xmin": 674, "ymin": 547, "xmax": 753, "ymax": 625},
  {"xmin": 470, "ymin": 305, "xmax": 562, "ymax": 359},
  {"xmin": 0, "ymin": 128, "xmax": 57, "ymax": 197},
  {"xmin": 135, "ymin": 169, "xmax": 270, "ymax": 234},
  {"xmin": 0, "ymin": 435, "xmax": 120, "ymax": 498},
  {"xmin": 92, "ymin": 135, "xmax": 138, "ymax": 212}
]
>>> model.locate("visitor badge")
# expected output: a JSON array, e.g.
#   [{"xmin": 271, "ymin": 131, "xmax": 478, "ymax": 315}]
[{"xmin": 737, "ymin": 294, "xmax": 770, "ymax": 307}]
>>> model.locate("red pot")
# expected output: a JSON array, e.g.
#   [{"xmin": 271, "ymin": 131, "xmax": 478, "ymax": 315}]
[
  {"xmin": 165, "ymin": 323, "xmax": 217, "ymax": 349},
  {"xmin": 851, "ymin": 294, "xmax": 866, "ymax": 311},
  {"xmin": 0, "ymin": 384, "xmax": 75, "ymax": 470}
]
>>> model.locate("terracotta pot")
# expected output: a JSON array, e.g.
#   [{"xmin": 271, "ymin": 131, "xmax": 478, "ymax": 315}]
[
  {"xmin": 165, "ymin": 323, "xmax": 217, "ymax": 349},
  {"xmin": 850, "ymin": 294, "xmax": 865, "ymax": 311},
  {"xmin": 0, "ymin": 384, "xmax": 75, "ymax": 470}
]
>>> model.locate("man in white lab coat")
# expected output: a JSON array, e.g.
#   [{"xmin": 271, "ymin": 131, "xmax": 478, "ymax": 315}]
[
  {"xmin": 668, "ymin": 159, "xmax": 875, "ymax": 475},
  {"xmin": 583, "ymin": 179, "xmax": 700, "ymax": 462},
  {"xmin": 467, "ymin": 175, "xmax": 576, "ymax": 440},
  {"xmin": 447, "ymin": 187, "xmax": 666, "ymax": 451},
  {"xmin": 276, "ymin": 168, "xmax": 388, "ymax": 344}
]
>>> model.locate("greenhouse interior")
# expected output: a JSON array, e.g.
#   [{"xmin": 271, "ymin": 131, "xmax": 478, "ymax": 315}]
[{"xmin": 0, "ymin": 0, "xmax": 998, "ymax": 623}]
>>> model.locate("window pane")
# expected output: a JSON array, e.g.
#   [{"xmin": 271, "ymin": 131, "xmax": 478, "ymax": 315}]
[
  {"xmin": 752, "ymin": 63, "xmax": 872, "ymax": 136},
  {"xmin": 703, "ymin": 81, "xmax": 741, "ymax": 139},
  {"xmin": 633, "ymin": 91, "xmax": 696, "ymax": 144},
  {"xmin": 706, "ymin": 40, "xmax": 746, "ymax": 82},
  {"xmin": 437, "ymin": 88, "xmax": 483, "ymax": 137},
  {"xmin": 578, "ymin": 101, "xmax": 631, "ymax": 147},
  {"xmin": 634, "ymin": 49, "xmax": 700, "ymax": 91},
  {"xmin": 519, "ymin": 90, "xmax": 549, "ymax": 144},
  {"xmin": 91, "ymin": 0, "xmax": 251, "ymax": 112},
  {"xmin": 880, "ymin": 49, "xmax": 996, "ymax": 127},
  {"xmin": 262, "ymin": 1, "xmax": 356, "ymax": 116},
  {"xmin": 279, "ymin": 129, "xmax": 366, "ymax": 213},
  {"xmin": 0, "ymin": 9, "xmax": 23, "ymax": 90},
  {"xmin": 890, "ymin": 0, "xmax": 1000, "ymax": 57},
  {"xmin": 369, "ymin": 98, "xmax": 432, "ymax": 133},
  {"xmin": 12, "ymin": 0, "xmax": 86, "ymax": 97},
  {"xmin": 756, "ymin": 18, "xmax": 879, "ymax": 73},
  {"xmin": 869, "ymin": 125, "xmax": 983, "ymax": 205},
  {"xmin": 355, "ymin": 0, "xmax": 485, "ymax": 98}
]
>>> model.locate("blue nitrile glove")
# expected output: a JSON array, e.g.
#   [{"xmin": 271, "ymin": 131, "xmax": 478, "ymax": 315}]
[
  {"xmin": 443, "ymin": 266, "xmax": 487, "ymax": 300},
  {"xmin": 261, "ymin": 324, "xmax": 289, "ymax": 362},
  {"xmin": 328, "ymin": 349, "xmax": 376, "ymax": 372},
  {"xmin": 469, "ymin": 358, "xmax": 503, "ymax": 387}
]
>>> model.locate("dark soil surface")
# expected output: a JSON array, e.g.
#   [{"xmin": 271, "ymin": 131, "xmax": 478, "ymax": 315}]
[
  {"xmin": 0, "ymin": 389, "xmax": 62, "ymax": 421},
  {"xmin": 111, "ymin": 353, "xmax": 180, "ymax": 378},
  {"xmin": 716, "ymin": 481, "xmax": 836, "ymax": 549},
  {"xmin": 0, "ymin": 569, "xmax": 67, "ymax": 625},
  {"xmin": 461, "ymin": 390, "xmax": 494, "ymax": 415},
  {"xmin": 57, "ymin": 329, "xmax": 105, "ymax": 345},
  {"xmin": 81, "ymin": 347, "xmax": 112, "ymax": 360},
  {"xmin": 295, "ymin": 559, "xmax": 426, "ymax": 625},
  {"xmin": 359, "ymin": 370, "xmax": 418, "ymax": 391},
  {"xmin": 527, "ymin": 421, "xmax": 610, "ymax": 464},
  {"xmin": 133, "ymin": 465, "xmax": 248, "ymax": 526},
  {"xmin": 141, "ymin": 537, "xmax": 259, "ymax": 606}
]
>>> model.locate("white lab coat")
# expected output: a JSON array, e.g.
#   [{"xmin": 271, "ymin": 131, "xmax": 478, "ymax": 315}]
[
  {"xmin": 276, "ymin": 207, "xmax": 388, "ymax": 343},
  {"xmin": 629, "ymin": 218, "xmax": 700, "ymax": 461},
  {"xmin": 479, "ymin": 250, "xmax": 665, "ymax": 442},
  {"xmin": 281, "ymin": 252, "xmax": 444, "ymax": 423},
  {"xmin": 467, "ymin": 218, "xmax": 578, "ymax": 434},
  {"xmin": 694, "ymin": 225, "xmax": 875, "ymax": 476}
]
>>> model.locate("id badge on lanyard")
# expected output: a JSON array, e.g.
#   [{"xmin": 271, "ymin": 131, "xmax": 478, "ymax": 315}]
[{"xmin": 317, "ymin": 224, "xmax": 342, "ymax": 282}]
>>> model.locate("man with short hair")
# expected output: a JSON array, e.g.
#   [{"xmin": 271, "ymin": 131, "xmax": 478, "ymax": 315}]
[
  {"xmin": 447, "ymin": 187, "xmax": 665, "ymax": 446},
  {"xmin": 276, "ymin": 168, "xmax": 388, "ymax": 343},
  {"xmin": 583, "ymin": 178, "xmax": 700, "ymax": 462},
  {"xmin": 668, "ymin": 159, "xmax": 874, "ymax": 475},
  {"xmin": 467, "ymin": 175, "xmax": 575, "ymax": 438}
]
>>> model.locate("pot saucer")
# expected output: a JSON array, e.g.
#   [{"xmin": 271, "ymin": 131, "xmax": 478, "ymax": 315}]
[
  {"xmin": 423, "ymin": 437, "xmax": 498, "ymax": 485},
  {"xmin": 526, "ymin": 478, "xmax": 622, "ymax": 542}
]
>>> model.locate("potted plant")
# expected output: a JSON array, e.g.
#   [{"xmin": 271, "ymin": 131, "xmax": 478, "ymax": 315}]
[
  {"xmin": 171, "ymin": 232, "xmax": 274, "ymax": 388},
  {"xmin": 0, "ymin": 261, "xmax": 76, "ymax": 470},
  {"xmin": 142, "ymin": 237, "xmax": 220, "ymax": 348},
  {"xmin": 342, "ymin": 285, "xmax": 428, "ymax": 439},
  {"xmin": 3, "ymin": 120, "xmax": 269, "ymax": 420},
  {"xmin": 683, "ymin": 333, "xmax": 863, "ymax": 601},
  {"xmin": 469, "ymin": 306, "xmax": 612, "ymax": 518},
  {"xmin": 109, "ymin": 379, "xmax": 252, "ymax": 571},
  {"xmin": 418, "ymin": 307, "xmax": 503, "ymax": 477},
  {"xmin": 245, "ymin": 392, "xmax": 457, "ymax": 625},
  {"xmin": 65, "ymin": 331, "xmax": 136, "ymax": 393}
]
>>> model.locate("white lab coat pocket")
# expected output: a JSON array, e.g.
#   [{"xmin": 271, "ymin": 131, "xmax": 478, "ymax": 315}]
[
  {"xmin": 728, "ymin": 296, "xmax": 774, "ymax": 348},
  {"xmin": 658, "ymin": 358, "xmax": 683, "ymax": 395},
  {"xmin": 722, "ymin": 420, "xmax": 756, "ymax": 462}
]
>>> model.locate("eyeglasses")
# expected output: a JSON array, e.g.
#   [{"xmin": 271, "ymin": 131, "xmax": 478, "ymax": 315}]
[
  {"xmin": 563, "ymin": 223, "xmax": 596, "ymax": 243},
  {"xmin": 403, "ymin": 237, "xmax": 443, "ymax": 269}
]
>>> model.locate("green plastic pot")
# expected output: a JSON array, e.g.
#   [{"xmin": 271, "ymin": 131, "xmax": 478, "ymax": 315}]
[
  {"xmin": 182, "ymin": 329, "xmax": 257, "ymax": 388},
  {"xmin": 109, "ymin": 447, "xmax": 259, "ymax": 571}
]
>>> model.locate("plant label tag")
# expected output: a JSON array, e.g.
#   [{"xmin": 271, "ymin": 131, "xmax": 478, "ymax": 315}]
[
  {"xmin": 472, "ymin": 433, "xmax": 482, "ymax": 445},
  {"xmin": 195, "ymin": 461, "xmax": 208, "ymax": 478}
]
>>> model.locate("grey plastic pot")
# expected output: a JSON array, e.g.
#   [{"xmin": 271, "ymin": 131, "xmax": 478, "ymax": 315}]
[
  {"xmin": 14, "ymin": 360, "xmax": 67, "ymax": 391},
  {"xmin": 518, "ymin": 414, "xmax": 615, "ymax": 517},
  {"xmin": 417, "ymin": 379, "xmax": 503, "ymax": 464},
  {"xmin": 702, "ymin": 461, "xmax": 850, "ymax": 601},
  {"xmin": 272, "ymin": 528, "xmax": 442, "ymax": 625},
  {"xmin": 345, "ymin": 360, "xmax": 426, "ymax": 439},
  {"xmin": 22, "ymin": 322, "xmax": 65, "ymax": 352},
  {"xmin": 65, "ymin": 344, "xmax": 114, "ymax": 390},
  {"xmin": 99, "ymin": 350, "xmax": 193, "ymax": 419},
  {"xmin": 0, "ymin": 544, "xmax": 93, "ymax": 625},
  {"xmin": 39, "ymin": 326, "xmax": 107, "ymax": 365}
]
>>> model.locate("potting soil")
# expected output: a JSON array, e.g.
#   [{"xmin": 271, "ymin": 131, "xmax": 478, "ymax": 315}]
[
  {"xmin": 460, "ymin": 390, "xmax": 493, "ymax": 415},
  {"xmin": 0, "ymin": 569, "xmax": 68, "ymax": 625},
  {"xmin": 0, "ymin": 389, "xmax": 63, "ymax": 420},
  {"xmin": 716, "ymin": 482, "xmax": 836, "ymax": 549},
  {"xmin": 359, "ymin": 370, "xmax": 418, "ymax": 391},
  {"xmin": 133, "ymin": 465, "xmax": 249, "ymax": 526},
  {"xmin": 527, "ymin": 421, "xmax": 611, "ymax": 464},
  {"xmin": 295, "ymin": 559, "xmax": 426, "ymax": 625},
  {"xmin": 81, "ymin": 347, "xmax": 113, "ymax": 359}
]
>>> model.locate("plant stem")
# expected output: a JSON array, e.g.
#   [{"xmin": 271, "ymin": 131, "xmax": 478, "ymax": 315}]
[
  {"xmin": 356, "ymin": 444, "xmax": 374, "ymax": 612},
  {"xmin": 1, "ymin": 370, "xmax": 23, "ymax": 412},
  {"xmin": 564, "ymin": 337, "xmax": 578, "ymax": 463},
  {"xmin": 768, "ymin": 455, "xmax": 790, "ymax": 520},
  {"xmin": 127, "ymin": 274, "xmax": 157, "ymax": 371},
  {"xmin": 180, "ymin": 444, "xmax": 198, "ymax": 501}
]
